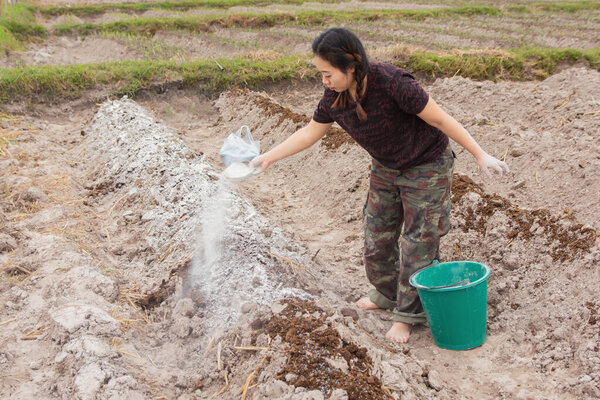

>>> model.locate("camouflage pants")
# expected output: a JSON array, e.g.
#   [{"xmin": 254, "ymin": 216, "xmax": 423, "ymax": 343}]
[{"xmin": 363, "ymin": 146, "xmax": 455, "ymax": 324}]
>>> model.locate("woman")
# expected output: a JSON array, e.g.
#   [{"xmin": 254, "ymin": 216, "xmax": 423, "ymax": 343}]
[{"xmin": 250, "ymin": 28, "xmax": 508, "ymax": 344}]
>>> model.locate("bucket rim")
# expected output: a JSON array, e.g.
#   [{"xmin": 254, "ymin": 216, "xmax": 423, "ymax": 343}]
[{"xmin": 409, "ymin": 260, "xmax": 491, "ymax": 292}]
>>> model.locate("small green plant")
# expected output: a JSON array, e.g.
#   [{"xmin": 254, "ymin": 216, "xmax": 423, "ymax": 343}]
[{"xmin": 99, "ymin": 264, "xmax": 114, "ymax": 277}]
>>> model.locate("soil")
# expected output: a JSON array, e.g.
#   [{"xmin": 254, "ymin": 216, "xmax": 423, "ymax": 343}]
[
  {"xmin": 2, "ymin": 0, "xmax": 600, "ymax": 398},
  {"xmin": 16, "ymin": 36, "xmax": 140, "ymax": 66},
  {"xmin": 1, "ymin": 65, "xmax": 599, "ymax": 399}
]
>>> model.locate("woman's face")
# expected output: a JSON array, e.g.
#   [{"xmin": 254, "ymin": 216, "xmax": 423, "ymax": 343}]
[{"xmin": 313, "ymin": 55, "xmax": 354, "ymax": 92}]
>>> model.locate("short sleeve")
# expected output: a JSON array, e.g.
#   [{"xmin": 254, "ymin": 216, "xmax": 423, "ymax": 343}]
[
  {"xmin": 312, "ymin": 92, "xmax": 335, "ymax": 124},
  {"xmin": 388, "ymin": 71, "xmax": 429, "ymax": 115}
]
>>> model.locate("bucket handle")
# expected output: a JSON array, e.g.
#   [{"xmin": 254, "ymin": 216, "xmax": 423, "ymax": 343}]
[
  {"xmin": 418, "ymin": 280, "xmax": 469, "ymax": 290},
  {"xmin": 410, "ymin": 260, "xmax": 470, "ymax": 290}
]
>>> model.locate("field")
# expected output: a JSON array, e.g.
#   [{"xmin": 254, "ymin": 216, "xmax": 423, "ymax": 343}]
[{"xmin": 0, "ymin": 0, "xmax": 599, "ymax": 399}]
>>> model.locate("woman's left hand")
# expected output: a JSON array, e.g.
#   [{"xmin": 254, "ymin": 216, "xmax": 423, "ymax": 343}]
[{"xmin": 477, "ymin": 152, "xmax": 510, "ymax": 178}]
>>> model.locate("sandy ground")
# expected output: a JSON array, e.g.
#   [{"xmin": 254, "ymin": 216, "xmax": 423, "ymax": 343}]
[{"xmin": 1, "ymin": 64, "xmax": 599, "ymax": 399}]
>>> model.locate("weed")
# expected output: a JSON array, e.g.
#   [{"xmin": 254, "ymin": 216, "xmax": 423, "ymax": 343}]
[{"xmin": 99, "ymin": 264, "xmax": 114, "ymax": 277}]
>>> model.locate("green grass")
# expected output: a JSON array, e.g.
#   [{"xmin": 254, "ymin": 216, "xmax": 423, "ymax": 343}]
[
  {"xmin": 0, "ymin": 54, "xmax": 313, "ymax": 101},
  {"xmin": 0, "ymin": 24, "xmax": 20, "ymax": 52},
  {"xmin": 0, "ymin": 3, "xmax": 47, "ymax": 43},
  {"xmin": 512, "ymin": 48, "xmax": 589, "ymax": 77},
  {"xmin": 583, "ymin": 47, "xmax": 600, "ymax": 69},
  {"xmin": 0, "ymin": 47, "xmax": 597, "ymax": 102},
  {"xmin": 1, "ymin": 2, "xmax": 36, "ymax": 24},
  {"xmin": 531, "ymin": 1, "xmax": 600, "ymax": 13},
  {"xmin": 36, "ymin": 0, "xmax": 600, "ymax": 18},
  {"xmin": 54, "ymin": 6, "xmax": 504, "ymax": 36},
  {"xmin": 506, "ymin": 1, "xmax": 600, "ymax": 13},
  {"xmin": 404, "ymin": 48, "xmax": 595, "ymax": 80},
  {"xmin": 51, "ymin": 3, "xmax": 600, "ymax": 38},
  {"xmin": 37, "ymin": 0, "xmax": 310, "ymax": 17}
]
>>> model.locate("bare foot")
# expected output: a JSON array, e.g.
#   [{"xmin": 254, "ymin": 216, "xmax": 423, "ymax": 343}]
[
  {"xmin": 356, "ymin": 297, "xmax": 381, "ymax": 310},
  {"xmin": 385, "ymin": 322, "xmax": 412, "ymax": 343}
]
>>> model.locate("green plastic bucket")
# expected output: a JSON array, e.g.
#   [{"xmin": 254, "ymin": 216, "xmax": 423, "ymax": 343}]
[{"xmin": 409, "ymin": 261, "xmax": 491, "ymax": 350}]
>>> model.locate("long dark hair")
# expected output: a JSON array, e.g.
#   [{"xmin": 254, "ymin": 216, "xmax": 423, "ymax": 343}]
[{"xmin": 312, "ymin": 28, "xmax": 370, "ymax": 121}]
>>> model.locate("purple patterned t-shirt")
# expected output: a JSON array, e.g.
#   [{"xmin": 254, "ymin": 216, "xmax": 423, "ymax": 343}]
[{"xmin": 312, "ymin": 62, "xmax": 448, "ymax": 170}]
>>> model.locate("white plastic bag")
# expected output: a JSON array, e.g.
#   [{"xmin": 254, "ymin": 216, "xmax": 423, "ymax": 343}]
[{"xmin": 218, "ymin": 125, "xmax": 260, "ymax": 167}]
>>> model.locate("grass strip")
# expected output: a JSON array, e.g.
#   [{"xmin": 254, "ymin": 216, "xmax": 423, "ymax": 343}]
[
  {"xmin": 0, "ymin": 18, "xmax": 47, "ymax": 40},
  {"xmin": 403, "ymin": 48, "xmax": 599, "ymax": 80},
  {"xmin": 0, "ymin": 54, "xmax": 313, "ymax": 102},
  {"xmin": 507, "ymin": 1, "xmax": 600, "ymax": 13},
  {"xmin": 36, "ymin": 0, "xmax": 600, "ymax": 18},
  {"xmin": 0, "ymin": 47, "xmax": 597, "ymax": 102},
  {"xmin": 1, "ymin": 2, "xmax": 37, "ymax": 24},
  {"xmin": 37, "ymin": 0, "xmax": 309, "ymax": 17},
  {"xmin": 0, "ymin": 24, "xmax": 20, "ymax": 52},
  {"xmin": 0, "ymin": 4, "xmax": 47, "ymax": 42},
  {"xmin": 54, "ymin": 7, "xmax": 503, "ymax": 36}
]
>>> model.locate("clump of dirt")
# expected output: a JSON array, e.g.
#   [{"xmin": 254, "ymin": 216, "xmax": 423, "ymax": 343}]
[
  {"xmin": 250, "ymin": 90, "xmax": 310, "ymax": 129},
  {"xmin": 584, "ymin": 301, "xmax": 599, "ymax": 327},
  {"xmin": 321, "ymin": 126, "xmax": 356, "ymax": 150},
  {"xmin": 451, "ymin": 173, "xmax": 597, "ymax": 261},
  {"xmin": 265, "ymin": 299, "xmax": 392, "ymax": 400}
]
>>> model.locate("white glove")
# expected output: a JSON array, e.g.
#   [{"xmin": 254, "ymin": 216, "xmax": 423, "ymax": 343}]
[
  {"xmin": 477, "ymin": 152, "xmax": 509, "ymax": 178},
  {"xmin": 249, "ymin": 154, "xmax": 272, "ymax": 171}
]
